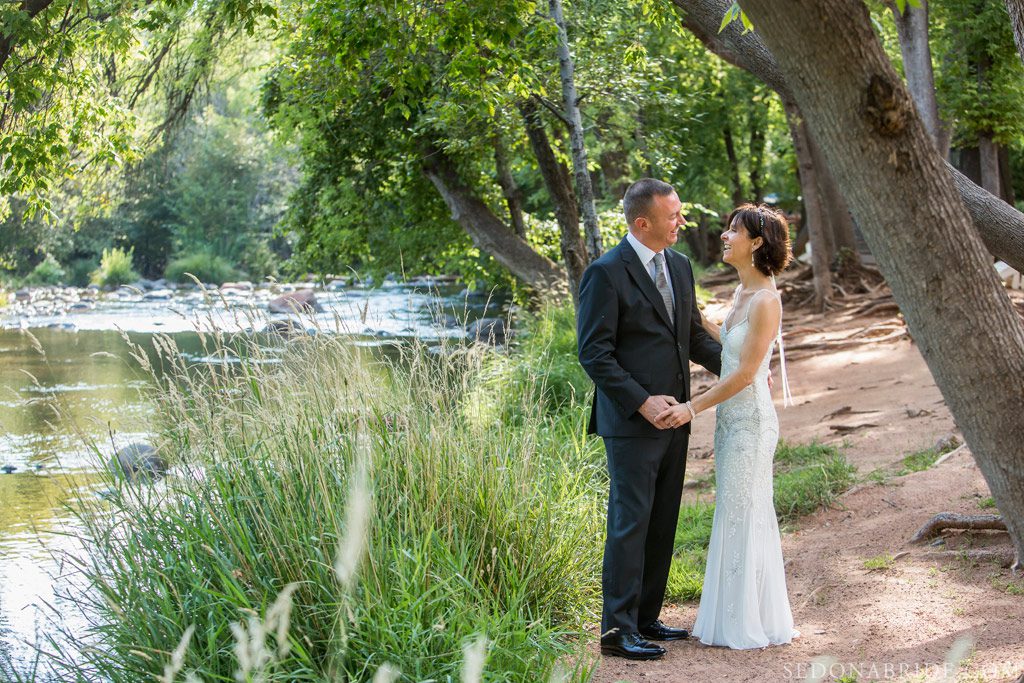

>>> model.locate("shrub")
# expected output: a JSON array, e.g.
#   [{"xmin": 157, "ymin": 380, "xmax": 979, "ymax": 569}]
[
  {"xmin": 66, "ymin": 258, "xmax": 97, "ymax": 287},
  {"xmin": 165, "ymin": 251, "xmax": 239, "ymax": 285},
  {"xmin": 57, "ymin": 317, "xmax": 604, "ymax": 681},
  {"xmin": 22, "ymin": 254, "xmax": 66, "ymax": 286},
  {"xmin": 90, "ymin": 247, "xmax": 139, "ymax": 288}
]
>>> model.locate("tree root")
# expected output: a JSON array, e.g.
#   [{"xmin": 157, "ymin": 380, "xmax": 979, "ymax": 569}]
[
  {"xmin": 910, "ymin": 512, "xmax": 1006, "ymax": 543},
  {"xmin": 918, "ymin": 548, "xmax": 1018, "ymax": 568}
]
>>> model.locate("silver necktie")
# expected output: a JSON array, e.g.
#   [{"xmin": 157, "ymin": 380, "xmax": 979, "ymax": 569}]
[{"xmin": 653, "ymin": 252, "xmax": 674, "ymax": 326}]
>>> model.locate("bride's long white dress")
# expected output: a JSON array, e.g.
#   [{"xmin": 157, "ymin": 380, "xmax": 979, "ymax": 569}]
[{"xmin": 691, "ymin": 288, "xmax": 798, "ymax": 649}]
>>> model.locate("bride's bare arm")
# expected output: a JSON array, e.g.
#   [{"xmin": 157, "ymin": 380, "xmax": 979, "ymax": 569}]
[
  {"xmin": 656, "ymin": 294, "xmax": 780, "ymax": 426},
  {"xmin": 699, "ymin": 306, "xmax": 721, "ymax": 344}
]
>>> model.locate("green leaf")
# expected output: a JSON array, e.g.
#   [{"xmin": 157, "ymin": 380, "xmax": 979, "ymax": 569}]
[
  {"xmin": 740, "ymin": 10, "xmax": 754, "ymax": 33},
  {"xmin": 718, "ymin": 3, "xmax": 740, "ymax": 34}
]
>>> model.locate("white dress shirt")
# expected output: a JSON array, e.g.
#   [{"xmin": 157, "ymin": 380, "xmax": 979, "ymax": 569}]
[{"xmin": 626, "ymin": 232, "xmax": 674, "ymax": 305}]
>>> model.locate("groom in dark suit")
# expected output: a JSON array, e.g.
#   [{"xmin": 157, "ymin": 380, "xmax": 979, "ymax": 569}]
[{"xmin": 577, "ymin": 178, "xmax": 722, "ymax": 660}]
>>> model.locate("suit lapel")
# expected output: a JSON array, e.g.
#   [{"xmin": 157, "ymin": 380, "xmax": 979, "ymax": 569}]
[
  {"xmin": 666, "ymin": 249, "xmax": 689, "ymax": 340},
  {"xmin": 619, "ymin": 236, "xmax": 674, "ymax": 331}
]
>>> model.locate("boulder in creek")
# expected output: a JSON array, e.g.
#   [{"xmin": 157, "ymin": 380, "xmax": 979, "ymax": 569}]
[
  {"xmin": 466, "ymin": 317, "xmax": 510, "ymax": 344},
  {"xmin": 268, "ymin": 290, "xmax": 322, "ymax": 314},
  {"xmin": 108, "ymin": 443, "xmax": 168, "ymax": 482}
]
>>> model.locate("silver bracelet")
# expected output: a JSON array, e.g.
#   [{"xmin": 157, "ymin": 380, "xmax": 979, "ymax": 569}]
[{"xmin": 685, "ymin": 401, "xmax": 697, "ymax": 419}]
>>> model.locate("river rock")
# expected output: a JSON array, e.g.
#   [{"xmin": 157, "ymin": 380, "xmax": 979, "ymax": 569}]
[
  {"xmin": 326, "ymin": 278, "xmax": 348, "ymax": 291},
  {"xmin": 466, "ymin": 317, "xmax": 510, "ymax": 344},
  {"xmin": 14, "ymin": 289, "xmax": 32, "ymax": 302},
  {"xmin": 109, "ymin": 443, "xmax": 168, "ymax": 481},
  {"xmin": 268, "ymin": 290, "xmax": 321, "ymax": 314},
  {"xmin": 144, "ymin": 289, "xmax": 175, "ymax": 301},
  {"xmin": 261, "ymin": 319, "xmax": 312, "ymax": 338}
]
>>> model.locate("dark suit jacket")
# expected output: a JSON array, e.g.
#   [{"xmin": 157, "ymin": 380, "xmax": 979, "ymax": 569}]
[{"xmin": 577, "ymin": 235, "xmax": 723, "ymax": 437}]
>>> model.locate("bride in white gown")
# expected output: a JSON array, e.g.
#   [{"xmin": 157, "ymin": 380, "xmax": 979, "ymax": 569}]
[{"xmin": 656, "ymin": 203, "xmax": 799, "ymax": 649}]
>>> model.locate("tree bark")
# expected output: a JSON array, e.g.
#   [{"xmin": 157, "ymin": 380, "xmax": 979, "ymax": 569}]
[
  {"xmin": 723, "ymin": 123, "xmax": 745, "ymax": 205},
  {"xmin": 520, "ymin": 98, "xmax": 587, "ymax": 301},
  {"xmin": 889, "ymin": 1, "xmax": 948, "ymax": 155},
  {"xmin": 1007, "ymin": 0, "xmax": 1024, "ymax": 67},
  {"xmin": 810, "ymin": 131, "xmax": 860, "ymax": 264},
  {"xmin": 999, "ymin": 144, "xmax": 1016, "ymax": 206},
  {"xmin": 748, "ymin": 105, "xmax": 765, "ymax": 203},
  {"xmin": 492, "ymin": 137, "xmax": 526, "ymax": 239},
  {"xmin": 741, "ymin": 0, "xmax": 1024, "ymax": 567},
  {"xmin": 550, "ymin": 0, "xmax": 603, "ymax": 263},
  {"xmin": 949, "ymin": 161, "xmax": 1024, "ymax": 266},
  {"xmin": 783, "ymin": 99, "xmax": 831, "ymax": 311},
  {"xmin": 670, "ymin": 0, "xmax": 1024, "ymax": 275},
  {"xmin": 422, "ymin": 147, "xmax": 566, "ymax": 297},
  {"xmin": 979, "ymin": 134, "xmax": 1002, "ymax": 197}
]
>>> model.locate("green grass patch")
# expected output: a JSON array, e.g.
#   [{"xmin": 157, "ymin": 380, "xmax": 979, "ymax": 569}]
[
  {"xmin": 978, "ymin": 496, "xmax": 997, "ymax": 510},
  {"xmin": 666, "ymin": 441, "xmax": 855, "ymax": 602},
  {"xmin": 862, "ymin": 554, "xmax": 895, "ymax": 571},
  {"xmin": 898, "ymin": 447, "xmax": 942, "ymax": 475}
]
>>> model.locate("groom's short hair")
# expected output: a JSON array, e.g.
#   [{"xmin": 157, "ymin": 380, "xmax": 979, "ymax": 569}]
[{"xmin": 623, "ymin": 178, "xmax": 676, "ymax": 228}]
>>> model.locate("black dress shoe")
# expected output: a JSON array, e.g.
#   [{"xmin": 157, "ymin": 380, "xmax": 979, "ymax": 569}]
[
  {"xmin": 600, "ymin": 631, "xmax": 666, "ymax": 660},
  {"xmin": 638, "ymin": 619, "xmax": 690, "ymax": 641}
]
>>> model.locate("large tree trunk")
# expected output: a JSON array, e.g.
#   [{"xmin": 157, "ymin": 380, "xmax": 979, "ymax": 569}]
[
  {"xmin": 520, "ymin": 99, "xmax": 588, "ymax": 302},
  {"xmin": 999, "ymin": 145, "xmax": 1017, "ymax": 206},
  {"xmin": 741, "ymin": 0, "xmax": 1024, "ymax": 567},
  {"xmin": 1007, "ymin": 0, "xmax": 1024, "ymax": 66},
  {"xmin": 493, "ymin": 137, "xmax": 526, "ymax": 239},
  {"xmin": 979, "ymin": 134, "xmax": 1002, "ymax": 197},
  {"xmin": 550, "ymin": 0, "xmax": 603, "ymax": 263},
  {"xmin": 810, "ymin": 131, "xmax": 860, "ymax": 265},
  {"xmin": 890, "ymin": 1, "xmax": 949, "ymax": 155},
  {"xmin": 723, "ymin": 123, "xmax": 746, "ymax": 205},
  {"xmin": 748, "ymin": 103, "xmax": 766, "ymax": 203},
  {"xmin": 784, "ymin": 99, "xmax": 832, "ymax": 311},
  {"xmin": 670, "ymin": 0, "xmax": 1024, "ymax": 275},
  {"xmin": 422, "ymin": 147, "xmax": 566, "ymax": 297}
]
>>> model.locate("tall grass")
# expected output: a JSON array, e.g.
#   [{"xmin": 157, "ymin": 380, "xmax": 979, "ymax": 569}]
[{"xmin": 47, "ymin": 311, "xmax": 605, "ymax": 681}]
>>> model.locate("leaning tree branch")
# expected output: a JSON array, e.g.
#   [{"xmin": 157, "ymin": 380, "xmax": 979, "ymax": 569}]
[{"xmin": 672, "ymin": 0, "xmax": 1024, "ymax": 275}]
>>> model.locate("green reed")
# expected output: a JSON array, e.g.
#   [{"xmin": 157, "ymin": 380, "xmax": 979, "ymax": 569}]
[{"xmin": 46, "ymin": 305, "xmax": 604, "ymax": 682}]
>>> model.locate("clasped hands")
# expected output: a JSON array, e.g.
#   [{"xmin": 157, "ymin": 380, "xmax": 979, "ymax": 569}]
[{"xmin": 640, "ymin": 395, "xmax": 693, "ymax": 430}]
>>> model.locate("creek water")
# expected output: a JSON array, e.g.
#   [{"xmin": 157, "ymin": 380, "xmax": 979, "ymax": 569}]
[{"xmin": 0, "ymin": 281, "xmax": 503, "ymax": 679}]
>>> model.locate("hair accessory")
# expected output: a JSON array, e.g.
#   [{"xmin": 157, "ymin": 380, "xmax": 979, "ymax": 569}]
[{"xmin": 758, "ymin": 207, "xmax": 765, "ymax": 232}]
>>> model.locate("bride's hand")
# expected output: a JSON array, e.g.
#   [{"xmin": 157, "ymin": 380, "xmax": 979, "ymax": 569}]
[{"xmin": 655, "ymin": 404, "xmax": 693, "ymax": 429}]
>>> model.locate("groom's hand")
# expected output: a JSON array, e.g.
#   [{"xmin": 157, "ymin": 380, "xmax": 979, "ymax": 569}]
[{"xmin": 639, "ymin": 395, "xmax": 679, "ymax": 429}]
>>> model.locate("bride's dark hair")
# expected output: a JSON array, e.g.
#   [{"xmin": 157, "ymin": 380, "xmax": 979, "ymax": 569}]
[{"xmin": 725, "ymin": 203, "xmax": 793, "ymax": 276}]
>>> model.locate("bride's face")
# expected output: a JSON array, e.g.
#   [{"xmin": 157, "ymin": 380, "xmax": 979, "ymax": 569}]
[{"xmin": 721, "ymin": 218, "xmax": 761, "ymax": 267}]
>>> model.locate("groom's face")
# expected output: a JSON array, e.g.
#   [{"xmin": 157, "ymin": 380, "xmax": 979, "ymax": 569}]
[{"xmin": 638, "ymin": 191, "xmax": 683, "ymax": 252}]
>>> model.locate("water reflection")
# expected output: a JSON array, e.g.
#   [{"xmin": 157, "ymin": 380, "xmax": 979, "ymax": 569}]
[{"xmin": 0, "ymin": 285, "xmax": 509, "ymax": 676}]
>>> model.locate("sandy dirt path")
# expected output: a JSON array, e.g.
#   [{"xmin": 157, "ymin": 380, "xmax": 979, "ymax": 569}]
[{"xmin": 588, "ymin": 287, "xmax": 1024, "ymax": 683}]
